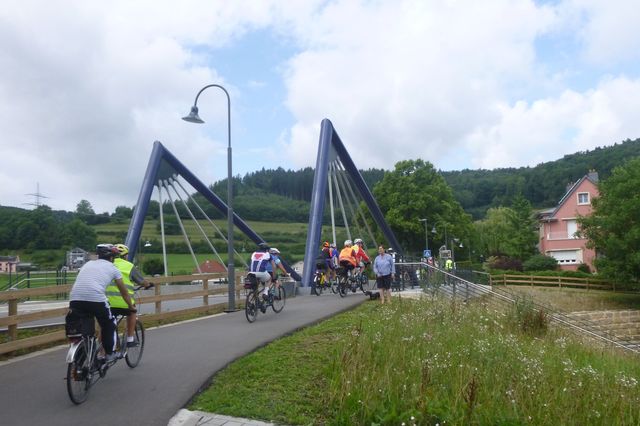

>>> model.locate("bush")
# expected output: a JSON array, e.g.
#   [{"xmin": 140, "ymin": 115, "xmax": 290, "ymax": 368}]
[
  {"xmin": 143, "ymin": 258, "xmax": 164, "ymax": 275},
  {"xmin": 522, "ymin": 254, "xmax": 558, "ymax": 272},
  {"xmin": 509, "ymin": 297, "xmax": 548, "ymax": 336},
  {"xmin": 486, "ymin": 255, "xmax": 522, "ymax": 272},
  {"xmin": 577, "ymin": 263, "xmax": 591, "ymax": 274}
]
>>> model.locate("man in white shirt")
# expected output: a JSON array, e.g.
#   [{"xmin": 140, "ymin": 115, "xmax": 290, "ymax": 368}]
[{"xmin": 68, "ymin": 244, "xmax": 135, "ymax": 362}]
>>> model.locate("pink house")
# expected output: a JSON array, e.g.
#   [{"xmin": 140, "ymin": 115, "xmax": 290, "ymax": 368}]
[
  {"xmin": 537, "ymin": 171, "xmax": 599, "ymax": 271},
  {"xmin": 0, "ymin": 256, "xmax": 20, "ymax": 273}
]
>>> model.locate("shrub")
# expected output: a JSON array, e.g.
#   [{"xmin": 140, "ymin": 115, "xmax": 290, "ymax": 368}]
[
  {"xmin": 509, "ymin": 297, "xmax": 548, "ymax": 336},
  {"xmin": 143, "ymin": 258, "xmax": 165, "ymax": 275},
  {"xmin": 576, "ymin": 263, "xmax": 591, "ymax": 274},
  {"xmin": 486, "ymin": 255, "xmax": 522, "ymax": 272},
  {"xmin": 522, "ymin": 254, "xmax": 558, "ymax": 272}
]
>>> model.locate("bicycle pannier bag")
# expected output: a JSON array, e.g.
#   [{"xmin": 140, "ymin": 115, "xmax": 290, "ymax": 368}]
[
  {"xmin": 65, "ymin": 309, "xmax": 95, "ymax": 337},
  {"xmin": 244, "ymin": 274, "xmax": 257, "ymax": 290}
]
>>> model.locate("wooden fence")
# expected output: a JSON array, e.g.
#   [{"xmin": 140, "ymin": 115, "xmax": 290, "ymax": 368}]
[
  {"xmin": 489, "ymin": 274, "xmax": 615, "ymax": 291},
  {"xmin": 0, "ymin": 272, "xmax": 246, "ymax": 356}
]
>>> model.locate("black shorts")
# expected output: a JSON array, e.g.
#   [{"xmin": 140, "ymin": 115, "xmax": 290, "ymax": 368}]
[
  {"xmin": 376, "ymin": 274, "xmax": 392, "ymax": 290},
  {"xmin": 110, "ymin": 307, "xmax": 133, "ymax": 317}
]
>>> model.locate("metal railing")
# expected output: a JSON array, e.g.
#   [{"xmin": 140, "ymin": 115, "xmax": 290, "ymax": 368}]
[{"xmin": 396, "ymin": 258, "xmax": 639, "ymax": 355}]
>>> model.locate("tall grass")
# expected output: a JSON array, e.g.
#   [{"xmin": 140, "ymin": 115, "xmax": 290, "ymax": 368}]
[{"xmin": 191, "ymin": 297, "xmax": 640, "ymax": 425}]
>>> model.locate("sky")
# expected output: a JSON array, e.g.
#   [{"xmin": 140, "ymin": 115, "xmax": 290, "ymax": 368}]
[{"xmin": 1, "ymin": 0, "xmax": 640, "ymax": 213}]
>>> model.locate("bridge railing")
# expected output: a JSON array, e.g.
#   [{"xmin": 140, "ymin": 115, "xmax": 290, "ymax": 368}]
[
  {"xmin": 395, "ymin": 260, "xmax": 639, "ymax": 355},
  {"xmin": 0, "ymin": 272, "xmax": 252, "ymax": 356}
]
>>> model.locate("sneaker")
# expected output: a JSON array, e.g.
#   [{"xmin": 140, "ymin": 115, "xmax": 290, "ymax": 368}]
[
  {"xmin": 126, "ymin": 340, "xmax": 139, "ymax": 348},
  {"xmin": 262, "ymin": 293, "xmax": 269, "ymax": 300},
  {"xmin": 260, "ymin": 305, "xmax": 267, "ymax": 313}
]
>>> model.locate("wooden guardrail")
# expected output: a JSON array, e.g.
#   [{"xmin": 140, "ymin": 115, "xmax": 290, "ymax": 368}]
[
  {"xmin": 489, "ymin": 274, "xmax": 615, "ymax": 291},
  {"xmin": 0, "ymin": 272, "xmax": 246, "ymax": 356}
]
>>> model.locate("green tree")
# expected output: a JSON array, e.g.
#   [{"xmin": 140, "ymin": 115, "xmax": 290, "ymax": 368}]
[
  {"xmin": 504, "ymin": 195, "xmax": 538, "ymax": 260},
  {"xmin": 373, "ymin": 159, "xmax": 472, "ymax": 253},
  {"xmin": 63, "ymin": 219, "xmax": 97, "ymax": 250},
  {"xmin": 75, "ymin": 199, "xmax": 95, "ymax": 217},
  {"xmin": 578, "ymin": 158, "xmax": 640, "ymax": 286},
  {"xmin": 475, "ymin": 207, "xmax": 513, "ymax": 256}
]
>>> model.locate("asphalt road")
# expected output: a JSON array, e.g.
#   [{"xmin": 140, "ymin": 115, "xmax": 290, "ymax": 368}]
[{"xmin": 0, "ymin": 292, "xmax": 366, "ymax": 426}]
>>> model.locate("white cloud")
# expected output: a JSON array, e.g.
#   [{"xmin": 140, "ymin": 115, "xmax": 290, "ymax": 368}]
[
  {"xmin": 1, "ymin": 0, "xmax": 639, "ymax": 214},
  {"xmin": 281, "ymin": 0, "xmax": 558, "ymax": 170},
  {"xmin": 465, "ymin": 76, "xmax": 640, "ymax": 169}
]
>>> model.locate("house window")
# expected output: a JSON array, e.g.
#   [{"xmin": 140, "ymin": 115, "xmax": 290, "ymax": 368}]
[
  {"xmin": 566, "ymin": 220, "xmax": 578, "ymax": 239},
  {"xmin": 548, "ymin": 250, "xmax": 581, "ymax": 265},
  {"xmin": 577, "ymin": 192, "xmax": 590, "ymax": 205}
]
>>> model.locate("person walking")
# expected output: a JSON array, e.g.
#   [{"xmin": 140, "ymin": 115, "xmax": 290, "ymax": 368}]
[{"xmin": 373, "ymin": 245, "xmax": 395, "ymax": 305}]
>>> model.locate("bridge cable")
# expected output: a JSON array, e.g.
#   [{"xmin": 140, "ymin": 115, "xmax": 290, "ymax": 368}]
[
  {"xmin": 330, "ymin": 162, "xmax": 351, "ymax": 241},
  {"xmin": 167, "ymin": 177, "xmax": 227, "ymax": 271},
  {"xmin": 333, "ymin": 162, "xmax": 365, "ymax": 242},
  {"xmin": 156, "ymin": 180, "xmax": 169, "ymax": 276},
  {"xmin": 161, "ymin": 179, "xmax": 202, "ymax": 273},
  {"xmin": 172, "ymin": 177, "xmax": 248, "ymax": 269},
  {"xmin": 335, "ymin": 162, "xmax": 378, "ymax": 249},
  {"xmin": 327, "ymin": 164, "xmax": 338, "ymax": 246}
]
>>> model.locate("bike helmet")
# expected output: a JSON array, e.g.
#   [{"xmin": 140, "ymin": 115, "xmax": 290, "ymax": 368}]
[
  {"xmin": 258, "ymin": 242, "xmax": 270, "ymax": 251},
  {"xmin": 115, "ymin": 243, "xmax": 129, "ymax": 257},
  {"xmin": 96, "ymin": 244, "xmax": 118, "ymax": 259},
  {"xmin": 354, "ymin": 238, "xmax": 363, "ymax": 244},
  {"xmin": 330, "ymin": 243, "xmax": 336, "ymax": 248},
  {"xmin": 269, "ymin": 247, "xmax": 280, "ymax": 254},
  {"xmin": 344, "ymin": 239, "xmax": 352, "ymax": 247},
  {"xmin": 323, "ymin": 241, "xmax": 329, "ymax": 248}
]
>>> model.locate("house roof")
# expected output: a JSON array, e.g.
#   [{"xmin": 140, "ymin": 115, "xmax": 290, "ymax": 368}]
[
  {"xmin": 0, "ymin": 256, "xmax": 19, "ymax": 262},
  {"xmin": 194, "ymin": 260, "xmax": 226, "ymax": 274},
  {"xmin": 547, "ymin": 171, "xmax": 599, "ymax": 219}
]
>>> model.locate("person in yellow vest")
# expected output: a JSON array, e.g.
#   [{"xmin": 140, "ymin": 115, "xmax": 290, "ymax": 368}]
[
  {"xmin": 445, "ymin": 258, "xmax": 453, "ymax": 272},
  {"xmin": 107, "ymin": 244, "xmax": 151, "ymax": 347}
]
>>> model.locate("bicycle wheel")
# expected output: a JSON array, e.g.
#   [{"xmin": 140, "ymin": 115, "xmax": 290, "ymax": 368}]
[
  {"xmin": 330, "ymin": 277, "xmax": 339, "ymax": 294},
  {"xmin": 125, "ymin": 320, "xmax": 145, "ymax": 368},
  {"xmin": 359, "ymin": 274, "xmax": 370, "ymax": 294},
  {"xmin": 338, "ymin": 276, "xmax": 347, "ymax": 298},
  {"xmin": 66, "ymin": 340, "xmax": 91, "ymax": 404},
  {"xmin": 272, "ymin": 286, "xmax": 286, "ymax": 313},
  {"xmin": 312, "ymin": 273, "xmax": 322, "ymax": 296},
  {"xmin": 245, "ymin": 291, "xmax": 258, "ymax": 323}
]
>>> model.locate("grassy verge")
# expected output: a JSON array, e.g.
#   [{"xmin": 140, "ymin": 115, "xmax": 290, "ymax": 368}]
[
  {"xmin": 506, "ymin": 286, "xmax": 640, "ymax": 311},
  {"xmin": 191, "ymin": 297, "xmax": 640, "ymax": 425}
]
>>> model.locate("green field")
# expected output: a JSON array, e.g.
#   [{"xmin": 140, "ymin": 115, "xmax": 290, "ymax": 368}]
[{"xmin": 93, "ymin": 218, "xmax": 363, "ymax": 269}]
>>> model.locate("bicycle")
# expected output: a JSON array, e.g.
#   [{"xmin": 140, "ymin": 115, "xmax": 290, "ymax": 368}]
[
  {"xmin": 336, "ymin": 266, "xmax": 359, "ymax": 297},
  {"xmin": 244, "ymin": 274, "xmax": 286, "ymax": 323},
  {"xmin": 312, "ymin": 266, "xmax": 334, "ymax": 296},
  {"xmin": 353, "ymin": 262, "xmax": 372, "ymax": 294},
  {"xmin": 65, "ymin": 286, "xmax": 147, "ymax": 405}
]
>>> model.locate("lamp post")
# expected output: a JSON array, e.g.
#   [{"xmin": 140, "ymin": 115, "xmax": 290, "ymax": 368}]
[
  {"xmin": 431, "ymin": 222, "xmax": 448, "ymax": 249},
  {"xmin": 182, "ymin": 84, "xmax": 236, "ymax": 311},
  {"xmin": 419, "ymin": 218, "xmax": 429, "ymax": 254}
]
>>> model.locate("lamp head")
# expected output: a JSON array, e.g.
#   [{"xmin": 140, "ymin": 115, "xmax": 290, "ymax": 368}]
[{"xmin": 182, "ymin": 105, "xmax": 205, "ymax": 124}]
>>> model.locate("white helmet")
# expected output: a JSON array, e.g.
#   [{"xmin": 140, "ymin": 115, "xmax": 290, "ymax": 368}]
[
  {"xmin": 354, "ymin": 238, "xmax": 363, "ymax": 244},
  {"xmin": 344, "ymin": 239, "xmax": 353, "ymax": 247},
  {"xmin": 269, "ymin": 247, "xmax": 280, "ymax": 254}
]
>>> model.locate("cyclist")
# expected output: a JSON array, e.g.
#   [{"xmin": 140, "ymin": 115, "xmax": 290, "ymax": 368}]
[
  {"xmin": 107, "ymin": 244, "xmax": 151, "ymax": 348},
  {"xmin": 314, "ymin": 242, "xmax": 332, "ymax": 284},
  {"xmin": 353, "ymin": 238, "xmax": 371, "ymax": 277},
  {"xmin": 68, "ymin": 244, "xmax": 135, "ymax": 363},
  {"xmin": 250, "ymin": 242, "xmax": 277, "ymax": 300},
  {"xmin": 328, "ymin": 242, "xmax": 339, "ymax": 282},
  {"xmin": 268, "ymin": 247, "xmax": 288, "ymax": 288},
  {"xmin": 338, "ymin": 239, "xmax": 357, "ymax": 278}
]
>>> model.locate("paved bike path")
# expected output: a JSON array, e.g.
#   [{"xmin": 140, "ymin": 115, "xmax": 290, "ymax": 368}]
[{"xmin": 0, "ymin": 292, "xmax": 365, "ymax": 426}]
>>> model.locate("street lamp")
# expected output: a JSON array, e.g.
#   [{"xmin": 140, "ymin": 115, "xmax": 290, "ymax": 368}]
[
  {"xmin": 182, "ymin": 84, "xmax": 237, "ymax": 311},
  {"xmin": 419, "ymin": 218, "xmax": 429, "ymax": 254}
]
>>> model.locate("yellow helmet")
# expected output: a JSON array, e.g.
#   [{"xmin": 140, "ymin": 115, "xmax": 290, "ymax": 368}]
[{"xmin": 115, "ymin": 243, "xmax": 129, "ymax": 257}]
